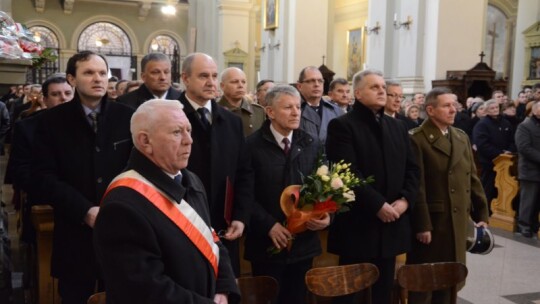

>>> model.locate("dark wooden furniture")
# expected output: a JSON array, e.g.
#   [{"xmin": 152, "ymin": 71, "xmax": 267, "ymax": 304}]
[
  {"xmin": 87, "ymin": 292, "xmax": 106, "ymax": 304},
  {"xmin": 396, "ymin": 262, "xmax": 468, "ymax": 304},
  {"xmin": 237, "ymin": 276, "xmax": 279, "ymax": 304},
  {"xmin": 432, "ymin": 55, "xmax": 507, "ymax": 104},
  {"xmin": 305, "ymin": 263, "xmax": 379, "ymax": 302}
]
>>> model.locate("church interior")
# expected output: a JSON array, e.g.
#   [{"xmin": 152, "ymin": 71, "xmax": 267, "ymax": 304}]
[{"xmin": 0, "ymin": 0, "xmax": 540, "ymax": 303}]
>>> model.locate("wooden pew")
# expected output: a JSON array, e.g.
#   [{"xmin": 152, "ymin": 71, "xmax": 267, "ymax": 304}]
[
  {"xmin": 31, "ymin": 205, "xmax": 60, "ymax": 304},
  {"xmin": 489, "ymin": 154, "xmax": 518, "ymax": 232}
]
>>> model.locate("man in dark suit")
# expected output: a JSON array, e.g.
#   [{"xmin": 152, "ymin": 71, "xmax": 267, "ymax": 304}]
[
  {"xmin": 33, "ymin": 51, "xmax": 134, "ymax": 304},
  {"xmin": 6, "ymin": 76, "xmax": 73, "ymax": 243},
  {"xmin": 408, "ymin": 87, "xmax": 489, "ymax": 303},
  {"xmin": 94, "ymin": 99, "xmax": 240, "ymax": 303},
  {"xmin": 117, "ymin": 52, "xmax": 181, "ymax": 109},
  {"xmin": 326, "ymin": 70, "xmax": 419, "ymax": 304},
  {"xmin": 178, "ymin": 52, "xmax": 253, "ymax": 276},
  {"xmin": 245, "ymin": 85, "xmax": 328, "ymax": 303}
]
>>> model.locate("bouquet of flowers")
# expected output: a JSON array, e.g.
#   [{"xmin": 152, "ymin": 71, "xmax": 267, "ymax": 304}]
[{"xmin": 274, "ymin": 158, "xmax": 373, "ymax": 252}]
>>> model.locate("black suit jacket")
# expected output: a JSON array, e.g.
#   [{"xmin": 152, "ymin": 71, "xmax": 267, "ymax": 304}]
[
  {"xmin": 117, "ymin": 84, "xmax": 182, "ymax": 109},
  {"xmin": 33, "ymin": 94, "xmax": 134, "ymax": 280},
  {"xmin": 244, "ymin": 121, "xmax": 322, "ymax": 263},
  {"xmin": 178, "ymin": 92, "xmax": 253, "ymax": 231},
  {"xmin": 325, "ymin": 101, "xmax": 419, "ymax": 259},
  {"xmin": 94, "ymin": 149, "xmax": 240, "ymax": 304}
]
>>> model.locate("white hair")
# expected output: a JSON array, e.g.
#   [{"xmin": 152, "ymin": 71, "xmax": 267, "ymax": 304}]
[{"xmin": 130, "ymin": 99, "xmax": 184, "ymax": 147}]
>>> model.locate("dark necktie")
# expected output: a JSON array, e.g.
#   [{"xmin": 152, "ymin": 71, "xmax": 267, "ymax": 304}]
[
  {"xmin": 173, "ymin": 174, "xmax": 182, "ymax": 186},
  {"xmin": 282, "ymin": 137, "xmax": 290, "ymax": 156},
  {"xmin": 88, "ymin": 112, "xmax": 98, "ymax": 133},
  {"xmin": 197, "ymin": 108, "xmax": 210, "ymax": 130}
]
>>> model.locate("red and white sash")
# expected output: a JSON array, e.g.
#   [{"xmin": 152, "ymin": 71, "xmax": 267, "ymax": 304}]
[{"xmin": 103, "ymin": 170, "xmax": 220, "ymax": 277}]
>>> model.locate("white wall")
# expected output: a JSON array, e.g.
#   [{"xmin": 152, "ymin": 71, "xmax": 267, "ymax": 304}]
[{"xmin": 510, "ymin": 0, "xmax": 540, "ymax": 97}]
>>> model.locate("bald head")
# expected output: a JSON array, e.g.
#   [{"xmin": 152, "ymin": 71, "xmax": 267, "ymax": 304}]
[
  {"xmin": 220, "ymin": 67, "xmax": 247, "ymax": 105},
  {"xmin": 181, "ymin": 52, "xmax": 219, "ymax": 106}
]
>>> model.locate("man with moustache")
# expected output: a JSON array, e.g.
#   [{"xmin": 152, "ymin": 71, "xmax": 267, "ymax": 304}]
[
  {"xmin": 94, "ymin": 100, "xmax": 239, "ymax": 303},
  {"xmin": 408, "ymin": 87, "xmax": 489, "ymax": 303},
  {"xmin": 297, "ymin": 66, "xmax": 342, "ymax": 144},
  {"xmin": 33, "ymin": 51, "xmax": 134, "ymax": 303},
  {"xmin": 178, "ymin": 53, "xmax": 253, "ymax": 276},
  {"xmin": 326, "ymin": 70, "xmax": 419, "ymax": 304},
  {"xmin": 217, "ymin": 67, "xmax": 265, "ymax": 137},
  {"xmin": 117, "ymin": 52, "xmax": 181, "ymax": 109},
  {"xmin": 245, "ymin": 85, "xmax": 328, "ymax": 303}
]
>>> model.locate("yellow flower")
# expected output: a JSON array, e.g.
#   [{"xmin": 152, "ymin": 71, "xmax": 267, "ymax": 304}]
[
  {"xmin": 343, "ymin": 190, "xmax": 355, "ymax": 202},
  {"xmin": 321, "ymin": 175, "xmax": 330, "ymax": 182}
]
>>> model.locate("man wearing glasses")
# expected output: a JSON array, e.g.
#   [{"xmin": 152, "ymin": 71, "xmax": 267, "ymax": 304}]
[{"xmin": 297, "ymin": 66, "xmax": 342, "ymax": 144}]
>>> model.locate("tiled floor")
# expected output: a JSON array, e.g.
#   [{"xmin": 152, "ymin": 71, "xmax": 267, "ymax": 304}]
[{"xmin": 458, "ymin": 228, "xmax": 540, "ymax": 304}]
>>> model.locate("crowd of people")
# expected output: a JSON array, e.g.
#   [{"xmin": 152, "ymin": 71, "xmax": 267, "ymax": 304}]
[{"xmin": 1, "ymin": 49, "xmax": 540, "ymax": 304}]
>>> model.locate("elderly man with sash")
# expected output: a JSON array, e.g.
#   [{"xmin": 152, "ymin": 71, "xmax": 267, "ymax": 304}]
[{"xmin": 94, "ymin": 99, "xmax": 239, "ymax": 304}]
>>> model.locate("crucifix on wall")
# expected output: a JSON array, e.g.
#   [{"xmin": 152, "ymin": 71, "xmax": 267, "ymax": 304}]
[{"xmin": 487, "ymin": 22, "xmax": 499, "ymax": 68}]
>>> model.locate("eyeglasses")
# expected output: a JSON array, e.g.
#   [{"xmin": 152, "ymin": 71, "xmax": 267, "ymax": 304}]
[
  {"xmin": 387, "ymin": 93, "xmax": 404, "ymax": 100},
  {"xmin": 301, "ymin": 78, "xmax": 325, "ymax": 85}
]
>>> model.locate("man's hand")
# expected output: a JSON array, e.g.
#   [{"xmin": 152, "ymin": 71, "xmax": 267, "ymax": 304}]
[
  {"xmin": 222, "ymin": 220, "xmax": 245, "ymax": 241},
  {"xmin": 391, "ymin": 198, "xmax": 409, "ymax": 215},
  {"xmin": 475, "ymin": 221, "xmax": 488, "ymax": 228},
  {"xmin": 84, "ymin": 206, "xmax": 100, "ymax": 228},
  {"xmin": 306, "ymin": 213, "xmax": 330, "ymax": 231},
  {"xmin": 268, "ymin": 223, "xmax": 292, "ymax": 250},
  {"xmin": 416, "ymin": 231, "xmax": 432, "ymax": 244},
  {"xmin": 376, "ymin": 202, "xmax": 400, "ymax": 223},
  {"xmin": 213, "ymin": 293, "xmax": 228, "ymax": 304}
]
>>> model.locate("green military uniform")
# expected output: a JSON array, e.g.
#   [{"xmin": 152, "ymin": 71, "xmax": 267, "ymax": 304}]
[
  {"xmin": 408, "ymin": 119, "xmax": 489, "ymax": 266},
  {"xmin": 218, "ymin": 96, "xmax": 266, "ymax": 137}
]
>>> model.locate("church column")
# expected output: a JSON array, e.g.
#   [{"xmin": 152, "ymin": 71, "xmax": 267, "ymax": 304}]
[
  {"xmin": 190, "ymin": 0, "xmax": 219, "ymax": 59},
  {"xmin": 510, "ymin": 0, "xmax": 540, "ymax": 98}
]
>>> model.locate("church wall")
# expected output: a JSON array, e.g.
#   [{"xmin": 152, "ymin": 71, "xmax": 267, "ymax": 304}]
[
  {"xmin": 11, "ymin": 0, "xmax": 188, "ymax": 79},
  {"xmin": 434, "ymin": 0, "xmax": 486, "ymax": 79}
]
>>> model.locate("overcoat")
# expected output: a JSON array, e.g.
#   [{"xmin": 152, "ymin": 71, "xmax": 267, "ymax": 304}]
[
  {"xmin": 325, "ymin": 101, "xmax": 420, "ymax": 259},
  {"xmin": 94, "ymin": 149, "xmax": 240, "ymax": 304},
  {"xmin": 33, "ymin": 94, "xmax": 134, "ymax": 280},
  {"xmin": 408, "ymin": 119, "xmax": 489, "ymax": 265},
  {"xmin": 117, "ymin": 83, "xmax": 182, "ymax": 109}
]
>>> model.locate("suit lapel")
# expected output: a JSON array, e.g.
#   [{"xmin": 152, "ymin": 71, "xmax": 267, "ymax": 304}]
[{"xmin": 423, "ymin": 119, "xmax": 451, "ymax": 157}]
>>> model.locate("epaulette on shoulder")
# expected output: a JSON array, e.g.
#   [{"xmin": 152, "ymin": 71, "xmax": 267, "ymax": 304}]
[
  {"xmin": 453, "ymin": 127, "xmax": 466, "ymax": 135},
  {"xmin": 408, "ymin": 127, "xmax": 421, "ymax": 135}
]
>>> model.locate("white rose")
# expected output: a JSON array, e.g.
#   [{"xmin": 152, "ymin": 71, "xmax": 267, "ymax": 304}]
[
  {"xmin": 343, "ymin": 190, "xmax": 355, "ymax": 202},
  {"xmin": 316, "ymin": 165, "xmax": 329, "ymax": 176},
  {"xmin": 331, "ymin": 177, "xmax": 344, "ymax": 189}
]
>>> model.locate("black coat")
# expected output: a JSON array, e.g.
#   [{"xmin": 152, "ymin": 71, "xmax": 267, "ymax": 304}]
[
  {"xmin": 244, "ymin": 121, "xmax": 321, "ymax": 263},
  {"xmin": 472, "ymin": 115, "xmax": 516, "ymax": 167},
  {"xmin": 178, "ymin": 92, "xmax": 253, "ymax": 230},
  {"xmin": 33, "ymin": 94, "xmax": 134, "ymax": 280},
  {"xmin": 117, "ymin": 84, "xmax": 182, "ymax": 109},
  {"xmin": 325, "ymin": 101, "xmax": 420, "ymax": 259},
  {"xmin": 94, "ymin": 149, "xmax": 240, "ymax": 304}
]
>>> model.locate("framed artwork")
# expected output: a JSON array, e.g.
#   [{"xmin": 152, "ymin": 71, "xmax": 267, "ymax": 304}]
[
  {"xmin": 264, "ymin": 0, "xmax": 278, "ymax": 30},
  {"xmin": 529, "ymin": 47, "xmax": 540, "ymax": 79},
  {"xmin": 347, "ymin": 28, "xmax": 363, "ymax": 81}
]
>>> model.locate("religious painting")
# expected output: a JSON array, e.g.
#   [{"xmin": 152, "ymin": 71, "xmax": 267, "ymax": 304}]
[
  {"xmin": 529, "ymin": 47, "xmax": 540, "ymax": 79},
  {"xmin": 347, "ymin": 28, "xmax": 363, "ymax": 81},
  {"xmin": 264, "ymin": 0, "xmax": 278, "ymax": 30}
]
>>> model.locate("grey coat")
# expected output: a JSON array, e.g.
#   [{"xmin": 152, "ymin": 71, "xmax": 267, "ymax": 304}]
[
  {"xmin": 515, "ymin": 116, "xmax": 540, "ymax": 182},
  {"xmin": 300, "ymin": 98, "xmax": 342, "ymax": 144}
]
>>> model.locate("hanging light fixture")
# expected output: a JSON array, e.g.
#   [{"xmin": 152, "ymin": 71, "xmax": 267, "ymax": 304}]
[{"xmin": 161, "ymin": 4, "xmax": 176, "ymax": 15}]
